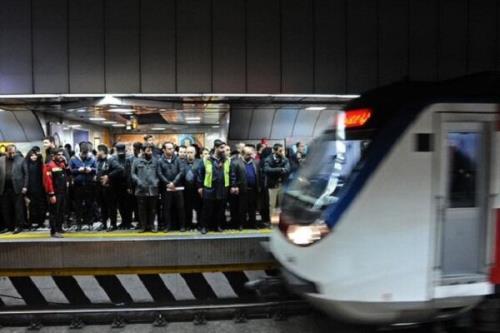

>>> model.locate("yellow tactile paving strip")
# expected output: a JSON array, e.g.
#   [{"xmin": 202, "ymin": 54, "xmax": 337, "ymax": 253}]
[
  {"xmin": 0, "ymin": 262, "xmax": 278, "ymax": 277},
  {"xmin": 0, "ymin": 228, "xmax": 273, "ymax": 240}
]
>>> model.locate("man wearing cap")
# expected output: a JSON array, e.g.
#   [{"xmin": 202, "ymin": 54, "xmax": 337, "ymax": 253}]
[
  {"xmin": 197, "ymin": 139, "xmax": 231, "ymax": 234},
  {"xmin": 108, "ymin": 143, "xmax": 133, "ymax": 230}
]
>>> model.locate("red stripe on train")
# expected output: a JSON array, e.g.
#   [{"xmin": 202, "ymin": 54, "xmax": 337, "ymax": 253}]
[{"xmin": 490, "ymin": 210, "xmax": 500, "ymax": 284}]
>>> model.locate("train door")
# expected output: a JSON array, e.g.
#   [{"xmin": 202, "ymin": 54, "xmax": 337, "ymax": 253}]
[{"xmin": 437, "ymin": 116, "xmax": 492, "ymax": 281}]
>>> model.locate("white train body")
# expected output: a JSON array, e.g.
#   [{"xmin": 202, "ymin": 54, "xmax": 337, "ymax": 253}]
[{"xmin": 270, "ymin": 78, "xmax": 500, "ymax": 324}]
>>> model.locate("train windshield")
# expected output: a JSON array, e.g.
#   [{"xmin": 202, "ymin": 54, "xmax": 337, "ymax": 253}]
[{"xmin": 286, "ymin": 115, "xmax": 371, "ymax": 210}]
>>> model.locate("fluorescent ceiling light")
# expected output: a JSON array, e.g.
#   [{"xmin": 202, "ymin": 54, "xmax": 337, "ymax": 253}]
[
  {"xmin": 212, "ymin": 125, "xmax": 220, "ymax": 128},
  {"xmin": 76, "ymin": 109, "xmax": 87, "ymax": 113},
  {"xmin": 112, "ymin": 123, "xmax": 126, "ymax": 128},
  {"xmin": 185, "ymin": 116, "xmax": 201, "ymax": 121},
  {"xmin": 68, "ymin": 124, "xmax": 81, "ymax": 128},
  {"xmin": 151, "ymin": 127, "xmax": 166, "ymax": 131},
  {"xmin": 186, "ymin": 120, "xmax": 201, "ymax": 124},
  {"xmin": 0, "ymin": 108, "xmax": 5, "ymax": 112},
  {"xmin": 305, "ymin": 106, "xmax": 326, "ymax": 111},
  {"xmin": 103, "ymin": 121, "xmax": 117, "ymax": 124},
  {"xmin": 89, "ymin": 117, "xmax": 106, "ymax": 121}
]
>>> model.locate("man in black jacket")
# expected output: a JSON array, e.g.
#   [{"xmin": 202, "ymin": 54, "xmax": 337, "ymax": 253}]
[
  {"xmin": 126, "ymin": 142, "xmax": 143, "ymax": 229},
  {"xmin": 157, "ymin": 142, "xmax": 185, "ymax": 232},
  {"xmin": 197, "ymin": 140, "xmax": 230, "ymax": 234},
  {"xmin": 96, "ymin": 145, "xmax": 124, "ymax": 231},
  {"xmin": 183, "ymin": 146, "xmax": 202, "ymax": 230},
  {"xmin": 108, "ymin": 143, "xmax": 132, "ymax": 230},
  {"xmin": 231, "ymin": 146, "xmax": 260, "ymax": 230},
  {"xmin": 263, "ymin": 143, "xmax": 290, "ymax": 219},
  {"xmin": 0, "ymin": 145, "xmax": 27, "ymax": 233}
]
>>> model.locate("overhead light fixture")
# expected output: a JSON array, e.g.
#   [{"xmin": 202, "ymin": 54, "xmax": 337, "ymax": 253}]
[
  {"xmin": 103, "ymin": 121, "xmax": 117, "ymax": 125},
  {"xmin": 151, "ymin": 127, "xmax": 166, "ymax": 131},
  {"xmin": 112, "ymin": 123, "xmax": 126, "ymax": 128},
  {"xmin": 76, "ymin": 108, "xmax": 87, "ymax": 113},
  {"xmin": 185, "ymin": 116, "xmax": 201, "ymax": 121},
  {"xmin": 212, "ymin": 125, "xmax": 220, "ymax": 128},
  {"xmin": 89, "ymin": 117, "xmax": 106, "ymax": 121},
  {"xmin": 68, "ymin": 124, "xmax": 81, "ymax": 128},
  {"xmin": 186, "ymin": 120, "xmax": 201, "ymax": 124},
  {"xmin": 0, "ymin": 93, "xmax": 360, "ymax": 99},
  {"xmin": 306, "ymin": 106, "xmax": 326, "ymax": 111},
  {"xmin": 108, "ymin": 108, "xmax": 133, "ymax": 114},
  {"xmin": 98, "ymin": 94, "xmax": 122, "ymax": 105}
]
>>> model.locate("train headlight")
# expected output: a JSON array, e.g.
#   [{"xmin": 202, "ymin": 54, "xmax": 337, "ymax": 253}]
[{"xmin": 282, "ymin": 218, "xmax": 330, "ymax": 246}]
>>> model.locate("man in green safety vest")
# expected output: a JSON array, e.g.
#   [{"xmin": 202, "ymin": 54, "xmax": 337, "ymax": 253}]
[{"xmin": 197, "ymin": 139, "xmax": 234, "ymax": 234}]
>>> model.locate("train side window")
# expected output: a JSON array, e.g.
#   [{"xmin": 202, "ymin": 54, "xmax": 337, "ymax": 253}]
[{"xmin": 447, "ymin": 132, "xmax": 479, "ymax": 208}]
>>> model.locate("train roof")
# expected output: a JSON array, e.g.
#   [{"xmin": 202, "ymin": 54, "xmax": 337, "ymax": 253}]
[
  {"xmin": 343, "ymin": 72, "xmax": 500, "ymax": 131},
  {"xmin": 346, "ymin": 71, "xmax": 500, "ymax": 112}
]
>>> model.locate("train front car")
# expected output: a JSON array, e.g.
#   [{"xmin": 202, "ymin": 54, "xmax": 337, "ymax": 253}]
[{"xmin": 270, "ymin": 74, "xmax": 500, "ymax": 325}]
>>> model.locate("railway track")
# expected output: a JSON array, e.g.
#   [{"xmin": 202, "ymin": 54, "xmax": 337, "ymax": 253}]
[{"xmin": 0, "ymin": 299, "xmax": 310, "ymax": 329}]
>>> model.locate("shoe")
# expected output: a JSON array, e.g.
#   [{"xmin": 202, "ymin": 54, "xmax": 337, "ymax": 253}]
[
  {"xmin": 259, "ymin": 222, "xmax": 271, "ymax": 229},
  {"xmin": 201, "ymin": 227, "xmax": 207, "ymax": 234},
  {"xmin": 163, "ymin": 228, "xmax": 170, "ymax": 233},
  {"xmin": 13, "ymin": 228, "xmax": 22, "ymax": 234},
  {"xmin": 51, "ymin": 232, "xmax": 64, "ymax": 238},
  {"xmin": 180, "ymin": 227, "xmax": 186, "ymax": 232},
  {"xmin": 75, "ymin": 225, "xmax": 82, "ymax": 231},
  {"xmin": 217, "ymin": 227, "xmax": 224, "ymax": 233},
  {"xmin": 238, "ymin": 225, "xmax": 243, "ymax": 231},
  {"xmin": 107, "ymin": 226, "xmax": 117, "ymax": 232}
]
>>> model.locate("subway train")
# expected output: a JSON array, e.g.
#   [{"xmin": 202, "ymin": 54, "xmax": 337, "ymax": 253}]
[{"xmin": 269, "ymin": 73, "xmax": 500, "ymax": 324}]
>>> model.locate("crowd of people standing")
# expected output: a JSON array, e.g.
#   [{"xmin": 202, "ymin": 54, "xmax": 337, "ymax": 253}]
[{"xmin": 0, "ymin": 135, "xmax": 307, "ymax": 238}]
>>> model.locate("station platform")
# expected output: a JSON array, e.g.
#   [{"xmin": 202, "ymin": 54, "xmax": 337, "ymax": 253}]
[
  {"xmin": 0, "ymin": 229, "xmax": 273, "ymax": 272},
  {"xmin": 0, "ymin": 229, "xmax": 277, "ymax": 308}
]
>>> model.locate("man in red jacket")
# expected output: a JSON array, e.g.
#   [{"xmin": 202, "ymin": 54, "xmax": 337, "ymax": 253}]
[{"xmin": 43, "ymin": 149, "xmax": 68, "ymax": 238}]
